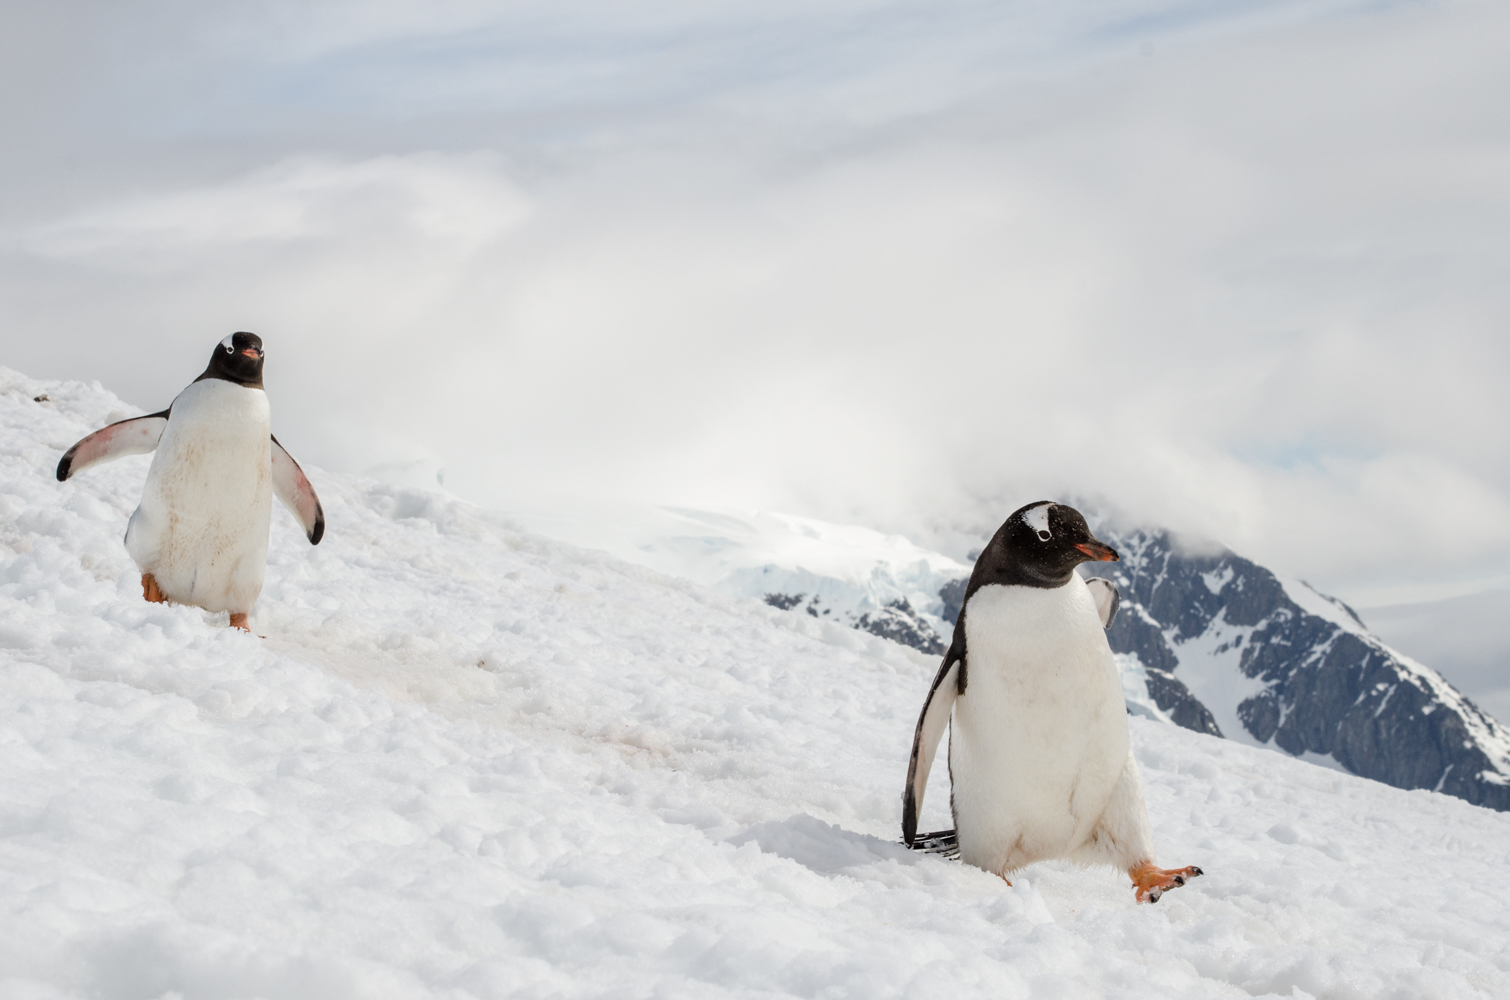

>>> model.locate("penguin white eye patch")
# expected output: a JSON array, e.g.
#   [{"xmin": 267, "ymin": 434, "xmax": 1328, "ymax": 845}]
[
  {"xmin": 1022, "ymin": 503, "xmax": 1055, "ymax": 540},
  {"xmin": 220, "ymin": 335, "xmax": 235, "ymax": 352}
]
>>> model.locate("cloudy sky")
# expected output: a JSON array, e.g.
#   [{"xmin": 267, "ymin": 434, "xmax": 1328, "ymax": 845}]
[{"xmin": 3, "ymin": 0, "xmax": 1508, "ymax": 612}]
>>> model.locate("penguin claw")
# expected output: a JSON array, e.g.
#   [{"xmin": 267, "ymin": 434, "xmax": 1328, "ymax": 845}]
[{"xmin": 1129, "ymin": 862, "xmax": 1203, "ymax": 904}]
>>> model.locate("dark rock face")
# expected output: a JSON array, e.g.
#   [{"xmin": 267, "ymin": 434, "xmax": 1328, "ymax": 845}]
[
  {"xmin": 1085, "ymin": 527, "xmax": 1510, "ymax": 812},
  {"xmin": 1100, "ymin": 591, "xmax": 1222, "ymax": 736},
  {"xmin": 938, "ymin": 578, "xmax": 967, "ymax": 632},
  {"xmin": 1143, "ymin": 664, "xmax": 1223, "ymax": 737},
  {"xmin": 765, "ymin": 593, "xmax": 945, "ymax": 654},
  {"xmin": 855, "ymin": 599, "xmax": 946, "ymax": 656},
  {"xmin": 764, "ymin": 593, "xmax": 827, "ymax": 616}
]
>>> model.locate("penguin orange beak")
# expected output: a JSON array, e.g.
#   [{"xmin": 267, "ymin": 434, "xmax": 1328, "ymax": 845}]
[
  {"xmin": 241, "ymin": 348, "xmax": 261, "ymax": 359},
  {"xmin": 1075, "ymin": 541, "xmax": 1119, "ymax": 562}
]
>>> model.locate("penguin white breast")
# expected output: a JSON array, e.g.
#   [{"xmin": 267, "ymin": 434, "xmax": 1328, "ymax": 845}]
[
  {"xmin": 950, "ymin": 579, "xmax": 1130, "ymax": 872},
  {"xmin": 125, "ymin": 380, "xmax": 273, "ymax": 613}
]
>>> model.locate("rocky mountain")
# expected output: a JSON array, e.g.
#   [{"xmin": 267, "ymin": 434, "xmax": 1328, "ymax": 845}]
[
  {"xmin": 765, "ymin": 591, "xmax": 947, "ymax": 655},
  {"xmin": 944, "ymin": 526, "xmax": 1510, "ymax": 812}
]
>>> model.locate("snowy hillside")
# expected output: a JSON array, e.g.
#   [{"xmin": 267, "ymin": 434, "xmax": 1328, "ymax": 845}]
[
  {"xmin": 513, "ymin": 505, "xmax": 969, "ymax": 654},
  {"xmin": 3, "ymin": 368, "xmax": 1510, "ymax": 999}
]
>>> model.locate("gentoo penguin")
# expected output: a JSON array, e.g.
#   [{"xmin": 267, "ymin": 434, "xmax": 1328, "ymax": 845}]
[
  {"xmin": 903, "ymin": 501, "xmax": 1202, "ymax": 903},
  {"xmin": 56, "ymin": 333, "xmax": 323, "ymax": 631}
]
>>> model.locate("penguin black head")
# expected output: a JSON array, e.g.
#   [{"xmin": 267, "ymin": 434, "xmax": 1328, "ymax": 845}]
[
  {"xmin": 198, "ymin": 332, "xmax": 265, "ymax": 388},
  {"xmin": 975, "ymin": 501, "xmax": 1119, "ymax": 589}
]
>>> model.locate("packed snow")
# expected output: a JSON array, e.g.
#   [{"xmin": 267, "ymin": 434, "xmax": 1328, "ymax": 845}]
[{"xmin": 3, "ymin": 367, "xmax": 1510, "ymax": 999}]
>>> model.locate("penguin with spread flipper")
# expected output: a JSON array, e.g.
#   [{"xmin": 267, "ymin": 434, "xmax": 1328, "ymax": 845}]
[
  {"xmin": 56, "ymin": 333, "xmax": 323, "ymax": 631},
  {"xmin": 903, "ymin": 501, "xmax": 1202, "ymax": 903}
]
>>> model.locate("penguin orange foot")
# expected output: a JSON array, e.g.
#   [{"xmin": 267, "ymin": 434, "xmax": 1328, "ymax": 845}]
[
  {"xmin": 229, "ymin": 613, "xmax": 251, "ymax": 632},
  {"xmin": 141, "ymin": 573, "xmax": 166, "ymax": 603},
  {"xmin": 1129, "ymin": 861, "xmax": 1203, "ymax": 903}
]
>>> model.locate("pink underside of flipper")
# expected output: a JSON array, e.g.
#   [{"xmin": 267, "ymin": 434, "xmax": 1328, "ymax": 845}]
[{"xmin": 58, "ymin": 415, "xmax": 168, "ymax": 479}]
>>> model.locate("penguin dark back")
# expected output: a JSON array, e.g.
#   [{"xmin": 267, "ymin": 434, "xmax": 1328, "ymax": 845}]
[{"xmin": 197, "ymin": 332, "xmax": 266, "ymax": 389}]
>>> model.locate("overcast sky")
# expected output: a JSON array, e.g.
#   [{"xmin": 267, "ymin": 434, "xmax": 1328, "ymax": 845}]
[{"xmin": 3, "ymin": 0, "xmax": 1508, "ymax": 609}]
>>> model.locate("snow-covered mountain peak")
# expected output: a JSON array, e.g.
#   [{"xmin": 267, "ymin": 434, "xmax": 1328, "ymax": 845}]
[{"xmin": 1088, "ymin": 524, "xmax": 1510, "ymax": 810}]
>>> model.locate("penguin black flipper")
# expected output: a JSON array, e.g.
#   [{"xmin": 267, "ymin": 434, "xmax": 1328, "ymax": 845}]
[
  {"xmin": 902, "ymin": 632, "xmax": 965, "ymax": 846},
  {"xmin": 270, "ymin": 435, "xmax": 324, "ymax": 545},
  {"xmin": 56, "ymin": 410, "xmax": 171, "ymax": 481},
  {"xmin": 1085, "ymin": 576, "xmax": 1120, "ymax": 629}
]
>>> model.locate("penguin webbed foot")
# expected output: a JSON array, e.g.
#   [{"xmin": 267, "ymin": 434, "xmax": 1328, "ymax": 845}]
[
  {"xmin": 141, "ymin": 573, "xmax": 166, "ymax": 604},
  {"xmin": 228, "ymin": 613, "xmax": 253, "ymax": 633},
  {"xmin": 1129, "ymin": 862, "xmax": 1203, "ymax": 904}
]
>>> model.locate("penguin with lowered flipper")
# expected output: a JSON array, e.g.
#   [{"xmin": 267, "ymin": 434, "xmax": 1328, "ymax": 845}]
[
  {"xmin": 56, "ymin": 333, "xmax": 323, "ymax": 632},
  {"xmin": 903, "ymin": 501, "xmax": 1202, "ymax": 903}
]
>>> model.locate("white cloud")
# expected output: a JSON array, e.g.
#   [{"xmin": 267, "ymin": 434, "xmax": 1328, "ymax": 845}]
[{"xmin": 25, "ymin": 155, "xmax": 529, "ymax": 267}]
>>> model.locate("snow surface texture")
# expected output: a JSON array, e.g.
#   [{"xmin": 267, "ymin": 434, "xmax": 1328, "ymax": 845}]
[{"xmin": 3, "ymin": 368, "xmax": 1510, "ymax": 999}]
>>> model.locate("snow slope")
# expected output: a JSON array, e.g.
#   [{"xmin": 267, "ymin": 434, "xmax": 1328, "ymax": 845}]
[
  {"xmin": 512, "ymin": 504, "xmax": 968, "ymax": 653},
  {"xmin": 3, "ymin": 367, "xmax": 1510, "ymax": 999}
]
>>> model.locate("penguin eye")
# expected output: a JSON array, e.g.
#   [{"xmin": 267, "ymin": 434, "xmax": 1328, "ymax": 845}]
[{"xmin": 1037, "ymin": 530, "xmax": 1051, "ymax": 541}]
